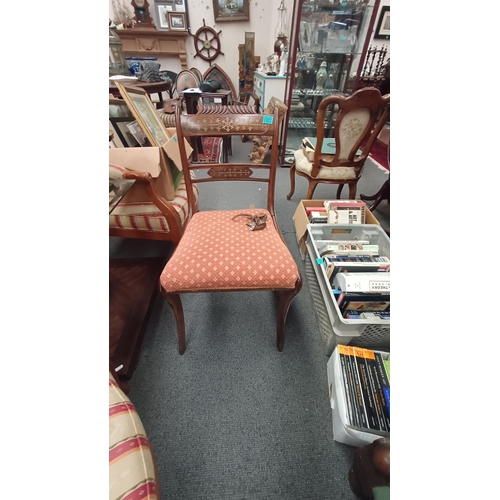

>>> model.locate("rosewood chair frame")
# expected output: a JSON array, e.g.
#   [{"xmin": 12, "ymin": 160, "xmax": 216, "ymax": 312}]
[
  {"xmin": 159, "ymin": 102, "xmax": 302, "ymax": 354},
  {"xmin": 287, "ymin": 87, "xmax": 390, "ymax": 201}
]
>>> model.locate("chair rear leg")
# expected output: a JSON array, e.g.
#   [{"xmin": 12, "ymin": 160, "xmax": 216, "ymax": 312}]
[
  {"xmin": 286, "ymin": 161, "xmax": 297, "ymax": 200},
  {"xmin": 276, "ymin": 275, "xmax": 302, "ymax": 351},
  {"xmin": 160, "ymin": 290, "xmax": 186, "ymax": 354},
  {"xmin": 306, "ymin": 180, "xmax": 319, "ymax": 200}
]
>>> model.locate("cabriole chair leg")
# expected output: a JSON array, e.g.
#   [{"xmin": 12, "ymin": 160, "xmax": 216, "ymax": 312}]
[
  {"xmin": 286, "ymin": 161, "xmax": 297, "ymax": 200},
  {"xmin": 276, "ymin": 276, "xmax": 302, "ymax": 351}
]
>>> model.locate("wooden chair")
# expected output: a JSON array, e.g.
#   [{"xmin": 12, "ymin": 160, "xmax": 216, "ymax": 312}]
[
  {"xmin": 287, "ymin": 88, "xmax": 390, "ymax": 200},
  {"xmin": 109, "ymin": 164, "xmax": 198, "ymax": 246},
  {"xmin": 159, "ymin": 105, "xmax": 302, "ymax": 354}
]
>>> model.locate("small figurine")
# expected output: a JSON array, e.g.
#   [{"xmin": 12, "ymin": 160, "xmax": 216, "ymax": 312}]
[
  {"xmin": 315, "ymin": 61, "xmax": 328, "ymax": 89},
  {"xmin": 279, "ymin": 43, "xmax": 288, "ymax": 76}
]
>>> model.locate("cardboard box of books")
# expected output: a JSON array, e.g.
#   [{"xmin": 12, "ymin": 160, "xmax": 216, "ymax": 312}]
[
  {"xmin": 293, "ymin": 200, "xmax": 380, "ymax": 260},
  {"xmin": 109, "ymin": 128, "xmax": 192, "ymax": 202},
  {"xmin": 327, "ymin": 345, "xmax": 390, "ymax": 447}
]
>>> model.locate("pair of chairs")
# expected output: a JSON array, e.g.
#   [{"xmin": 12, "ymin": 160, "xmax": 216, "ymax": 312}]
[
  {"xmin": 287, "ymin": 87, "xmax": 390, "ymax": 201},
  {"xmin": 110, "ymin": 99, "xmax": 302, "ymax": 353}
]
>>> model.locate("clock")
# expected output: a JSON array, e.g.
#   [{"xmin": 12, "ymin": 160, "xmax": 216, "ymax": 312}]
[{"xmin": 131, "ymin": 0, "xmax": 155, "ymax": 27}]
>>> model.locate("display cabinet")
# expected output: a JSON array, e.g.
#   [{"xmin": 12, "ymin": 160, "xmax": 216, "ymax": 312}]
[{"xmin": 280, "ymin": 0, "xmax": 380, "ymax": 166}]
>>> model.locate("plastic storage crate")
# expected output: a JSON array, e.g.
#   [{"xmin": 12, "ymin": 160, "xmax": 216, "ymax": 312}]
[
  {"xmin": 305, "ymin": 223, "xmax": 390, "ymax": 349},
  {"xmin": 305, "ymin": 255, "xmax": 390, "ymax": 355}
]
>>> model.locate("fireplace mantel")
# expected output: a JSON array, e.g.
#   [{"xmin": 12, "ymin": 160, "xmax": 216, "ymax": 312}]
[{"xmin": 116, "ymin": 28, "xmax": 189, "ymax": 69}]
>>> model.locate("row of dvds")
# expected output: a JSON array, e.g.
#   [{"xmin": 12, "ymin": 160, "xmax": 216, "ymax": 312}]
[{"xmin": 337, "ymin": 345, "xmax": 390, "ymax": 436}]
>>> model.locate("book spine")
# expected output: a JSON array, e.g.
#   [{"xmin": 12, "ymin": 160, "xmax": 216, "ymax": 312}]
[
  {"xmin": 353, "ymin": 347, "xmax": 381, "ymax": 431},
  {"xmin": 348, "ymin": 346, "xmax": 368, "ymax": 429},
  {"xmin": 375, "ymin": 352, "xmax": 391, "ymax": 414},
  {"xmin": 343, "ymin": 346, "xmax": 362, "ymax": 428},
  {"xmin": 337, "ymin": 345, "xmax": 354, "ymax": 426},
  {"xmin": 363, "ymin": 348, "xmax": 390, "ymax": 433}
]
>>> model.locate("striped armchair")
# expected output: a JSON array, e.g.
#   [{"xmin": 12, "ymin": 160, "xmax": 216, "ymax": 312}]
[
  {"xmin": 109, "ymin": 372, "xmax": 159, "ymax": 500},
  {"xmin": 109, "ymin": 164, "xmax": 199, "ymax": 245}
]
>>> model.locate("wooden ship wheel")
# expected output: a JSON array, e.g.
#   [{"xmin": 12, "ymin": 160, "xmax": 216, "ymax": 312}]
[{"xmin": 190, "ymin": 19, "xmax": 224, "ymax": 64}]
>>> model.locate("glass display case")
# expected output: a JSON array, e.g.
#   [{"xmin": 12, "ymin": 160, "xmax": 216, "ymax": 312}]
[{"xmin": 280, "ymin": 0, "xmax": 380, "ymax": 166}]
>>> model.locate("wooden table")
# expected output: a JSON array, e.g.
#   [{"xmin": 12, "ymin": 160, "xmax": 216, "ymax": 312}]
[
  {"xmin": 181, "ymin": 89, "xmax": 233, "ymax": 162},
  {"xmin": 109, "ymin": 80, "xmax": 173, "ymax": 104}
]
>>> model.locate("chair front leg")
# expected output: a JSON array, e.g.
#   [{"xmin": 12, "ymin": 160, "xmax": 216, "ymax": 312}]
[
  {"xmin": 276, "ymin": 276, "xmax": 302, "ymax": 351},
  {"xmin": 336, "ymin": 184, "xmax": 344, "ymax": 199},
  {"xmin": 306, "ymin": 180, "xmax": 319, "ymax": 200},
  {"xmin": 160, "ymin": 290, "xmax": 187, "ymax": 354},
  {"xmin": 286, "ymin": 160, "xmax": 297, "ymax": 200}
]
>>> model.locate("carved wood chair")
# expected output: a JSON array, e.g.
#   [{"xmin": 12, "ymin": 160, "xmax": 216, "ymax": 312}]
[
  {"xmin": 287, "ymin": 88, "xmax": 390, "ymax": 200},
  {"xmin": 159, "ymin": 105, "xmax": 302, "ymax": 354},
  {"xmin": 109, "ymin": 164, "xmax": 198, "ymax": 246}
]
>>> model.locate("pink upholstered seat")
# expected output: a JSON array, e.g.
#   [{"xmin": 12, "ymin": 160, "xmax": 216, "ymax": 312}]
[{"xmin": 160, "ymin": 209, "xmax": 299, "ymax": 293}]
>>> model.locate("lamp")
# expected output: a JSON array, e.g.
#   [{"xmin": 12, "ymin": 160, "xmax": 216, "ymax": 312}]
[{"xmin": 274, "ymin": 0, "xmax": 289, "ymax": 56}]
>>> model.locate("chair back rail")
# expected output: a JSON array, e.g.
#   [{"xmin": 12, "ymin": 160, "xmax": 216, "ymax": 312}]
[
  {"xmin": 312, "ymin": 88, "xmax": 390, "ymax": 177},
  {"xmin": 175, "ymin": 103, "xmax": 280, "ymax": 221}
]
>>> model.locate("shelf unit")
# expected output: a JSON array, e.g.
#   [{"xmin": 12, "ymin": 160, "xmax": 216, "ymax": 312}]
[{"xmin": 279, "ymin": 0, "xmax": 380, "ymax": 166}]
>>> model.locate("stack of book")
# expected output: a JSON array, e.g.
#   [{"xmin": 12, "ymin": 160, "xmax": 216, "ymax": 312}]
[
  {"xmin": 324, "ymin": 200, "xmax": 366, "ymax": 225},
  {"xmin": 305, "ymin": 200, "xmax": 368, "ymax": 225},
  {"xmin": 337, "ymin": 345, "xmax": 390, "ymax": 436},
  {"xmin": 333, "ymin": 271, "xmax": 390, "ymax": 319}
]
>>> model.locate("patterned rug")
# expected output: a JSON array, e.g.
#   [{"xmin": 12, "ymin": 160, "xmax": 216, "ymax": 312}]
[
  {"xmin": 196, "ymin": 137, "xmax": 223, "ymax": 163},
  {"xmin": 368, "ymin": 140, "xmax": 389, "ymax": 171}
]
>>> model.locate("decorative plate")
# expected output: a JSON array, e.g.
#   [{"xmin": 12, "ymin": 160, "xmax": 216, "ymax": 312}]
[{"xmin": 175, "ymin": 70, "xmax": 199, "ymax": 94}]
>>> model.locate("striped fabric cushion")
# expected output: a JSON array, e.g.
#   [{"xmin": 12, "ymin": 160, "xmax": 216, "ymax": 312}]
[
  {"xmin": 109, "ymin": 174, "xmax": 198, "ymax": 233},
  {"xmin": 109, "ymin": 372, "xmax": 158, "ymax": 500},
  {"xmin": 294, "ymin": 148, "xmax": 357, "ymax": 180},
  {"xmin": 160, "ymin": 209, "xmax": 299, "ymax": 292}
]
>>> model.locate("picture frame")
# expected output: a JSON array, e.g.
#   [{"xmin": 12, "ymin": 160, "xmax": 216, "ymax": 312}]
[
  {"xmin": 115, "ymin": 83, "xmax": 170, "ymax": 147},
  {"xmin": 167, "ymin": 12, "xmax": 187, "ymax": 30},
  {"xmin": 374, "ymin": 6, "xmax": 390, "ymax": 39},
  {"xmin": 155, "ymin": 4, "xmax": 171, "ymax": 30},
  {"xmin": 212, "ymin": 0, "xmax": 249, "ymax": 22},
  {"xmin": 109, "ymin": 98, "xmax": 144, "ymax": 147}
]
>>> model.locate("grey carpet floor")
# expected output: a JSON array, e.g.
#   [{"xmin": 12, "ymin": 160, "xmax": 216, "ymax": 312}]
[{"xmin": 109, "ymin": 140, "xmax": 390, "ymax": 500}]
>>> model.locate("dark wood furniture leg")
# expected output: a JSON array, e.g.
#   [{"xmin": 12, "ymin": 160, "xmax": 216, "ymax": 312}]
[
  {"xmin": 360, "ymin": 175, "xmax": 390, "ymax": 212},
  {"xmin": 109, "ymin": 257, "xmax": 166, "ymax": 392}
]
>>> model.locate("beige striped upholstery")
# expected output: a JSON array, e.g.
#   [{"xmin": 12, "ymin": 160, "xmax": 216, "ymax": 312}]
[
  {"xmin": 109, "ymin": 165, "xmax": 198, "ymax": 234},
  {"xmin": 109, "ymin": 372, "xmax": 158, "ymax": 500}
]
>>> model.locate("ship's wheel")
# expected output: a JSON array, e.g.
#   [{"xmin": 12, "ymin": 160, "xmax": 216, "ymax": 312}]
[{"xmin": 190, "ymin": 19, "xmax": 224, "ymax": 63}]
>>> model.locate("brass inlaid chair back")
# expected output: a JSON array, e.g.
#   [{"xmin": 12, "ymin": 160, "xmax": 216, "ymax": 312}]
[{"xmin": 174, "ymin": 103, "xmax": 280, "ymax": 223}]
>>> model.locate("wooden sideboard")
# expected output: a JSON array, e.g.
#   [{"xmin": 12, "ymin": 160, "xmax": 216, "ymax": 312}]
[{"xmin": 116, "ymin": 28, "xmax": 189, "ymax": 70}]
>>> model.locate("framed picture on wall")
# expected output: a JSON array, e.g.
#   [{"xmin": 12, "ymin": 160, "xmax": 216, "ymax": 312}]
[
  {"xmin": 168, "ymin": 12, "xmax": 187, "ymax": 31},
  {"xmin": 212, "ymin": 0, "xmax": 250, "ymax": 22},
  {"xmin": 374, "ymin": 6, "xmax": 390, "ymax": 39},
  {"xmin": 155, "ymin": 4, "xmax": 171, "ymax": 30}
]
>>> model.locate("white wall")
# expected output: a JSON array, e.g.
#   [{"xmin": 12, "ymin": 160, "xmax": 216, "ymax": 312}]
[{"xmin": 110, "ymin": 0, "xmax": 287, "ymax": 92}]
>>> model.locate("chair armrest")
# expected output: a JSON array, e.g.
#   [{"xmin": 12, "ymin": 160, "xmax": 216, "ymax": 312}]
[{"xmin": 110, "ymin": 163, "xmax": 184, "ymax": 228}]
